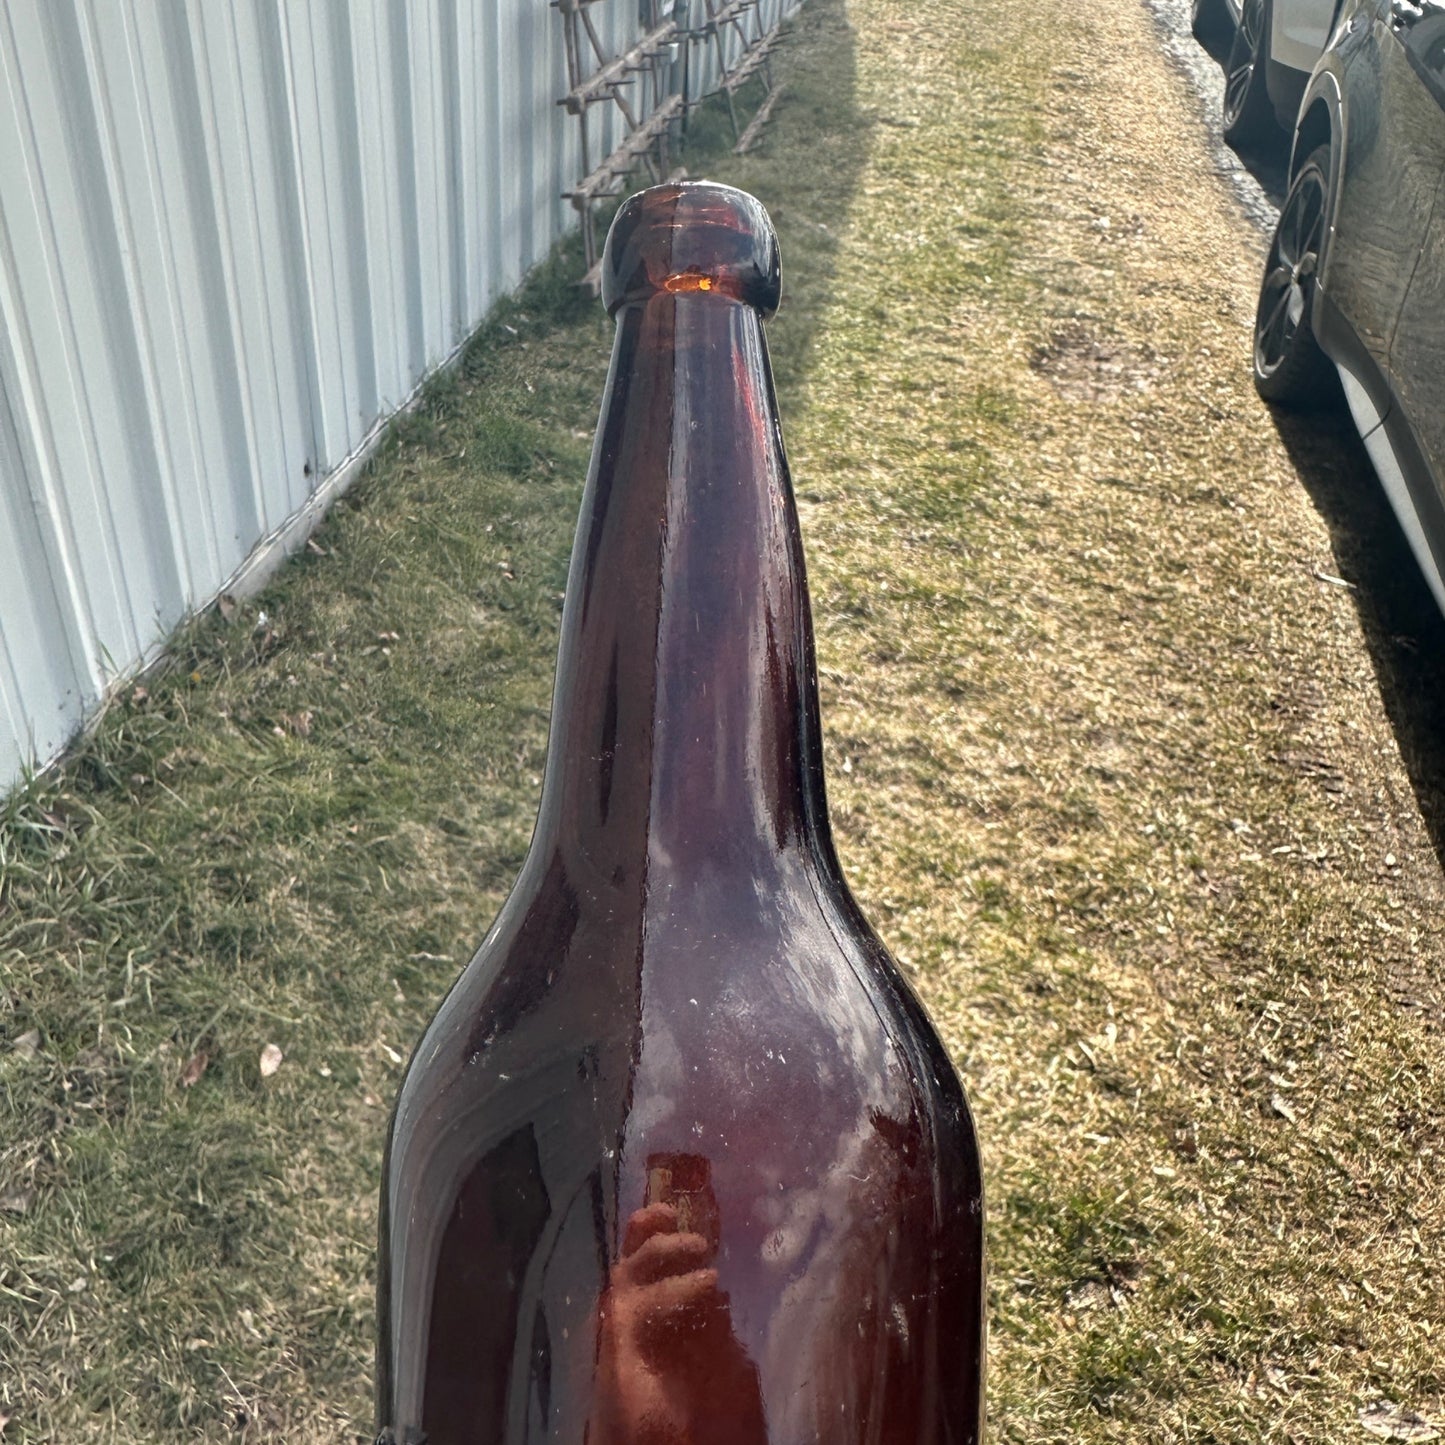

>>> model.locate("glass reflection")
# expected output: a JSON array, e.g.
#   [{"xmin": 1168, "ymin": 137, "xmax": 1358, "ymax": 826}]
[{"xmin": 590, "ymin": 1158, "xmax": 767, "ymax": 1445}]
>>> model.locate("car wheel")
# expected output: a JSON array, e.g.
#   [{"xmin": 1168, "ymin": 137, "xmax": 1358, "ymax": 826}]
[
  {"xmin": 1191, "ymin": 0, "xmax": 1233, "ymax": 45},
  {"xmin": 1253, "ymin": 145, "xmax": 1336, "ymax": 407},
  {"xmin": 1222, "ymin": 0, "xmax": 1279, "ymax": 148}
]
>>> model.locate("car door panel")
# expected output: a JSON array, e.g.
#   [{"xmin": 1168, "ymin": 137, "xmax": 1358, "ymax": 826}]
[
  {"xmin": 1323, "ymin": 0, "xmax": 1441, "ymax": 368},
  {"xmin": 1272, "ymin": 0, "xmax": 1337, "ymax": 73},
  {"xmin": 1385, "ymin": 7, "xmax": 1445, "ymax": 492}
]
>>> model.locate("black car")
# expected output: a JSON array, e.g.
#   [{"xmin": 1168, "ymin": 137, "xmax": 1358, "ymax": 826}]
[{"xmin": 1253, "ymin": 0, "xmax": 1445, "ymax": 610}]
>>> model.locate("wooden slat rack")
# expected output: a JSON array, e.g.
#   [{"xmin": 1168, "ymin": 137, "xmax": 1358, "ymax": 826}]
[
  {"xmin": 690, "ymin": 0, "xmax": 781, "ymax": 146},
  {"xmin": 554, "ymin": 1, "xmax": 803, "ymax": 289},
  {"xmin": 555, "ymin": 0, "xmax": 685, "ymax": 292}
]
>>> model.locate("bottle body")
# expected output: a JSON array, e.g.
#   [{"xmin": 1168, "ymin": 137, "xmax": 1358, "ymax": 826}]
[{"xmin": 376, "ymin": 183, "xmax": 984, "ymax": 1445}]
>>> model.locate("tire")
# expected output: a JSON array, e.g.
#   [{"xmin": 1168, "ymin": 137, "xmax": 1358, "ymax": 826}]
[
  {"xmin": 1192, "ymin": 0, "xmax": 1233, "ymax": 46},
  {"xmin": 1222, "ymin": 0, "xmax": 1280, "ymax": 149},
  {"xmin": 1253, "ymin": 145, "xmax": 1336, "ymax": 408}
]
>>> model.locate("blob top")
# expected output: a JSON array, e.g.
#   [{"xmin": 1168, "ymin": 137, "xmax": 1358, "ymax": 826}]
[{"xmin": 600, "ymin": 181, "xmax": 782, "ymax": 319}]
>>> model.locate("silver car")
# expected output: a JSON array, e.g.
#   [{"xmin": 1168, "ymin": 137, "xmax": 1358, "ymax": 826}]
[{"xmin": 1194, "ymin": 0, "xmax": 1341, "ymax": 143}]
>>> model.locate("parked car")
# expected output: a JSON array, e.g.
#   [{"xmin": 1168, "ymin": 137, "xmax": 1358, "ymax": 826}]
[
  {"xmin": 1193, "ymin": 0, "xmax": 1341, "ymax": 144},
  {"xmin": 1253, "ymin": 0, "xmax": 1445, "ymax": 611}
]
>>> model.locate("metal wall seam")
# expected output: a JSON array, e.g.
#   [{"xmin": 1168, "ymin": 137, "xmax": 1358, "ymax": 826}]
[
  {"xmin": 189, "ymin": 0, "xmax": 304, "ymax": 561},
  {"xmin": 350, "ymin": 4, "xmax": 408, "ymax": 420}
]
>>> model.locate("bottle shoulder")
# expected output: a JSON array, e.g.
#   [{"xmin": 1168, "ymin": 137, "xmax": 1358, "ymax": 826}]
[
  {"xmin": 379, "ymin": 844, "xmax": 985, "ymax": 1443},
  {"xmin": 387, "ymin": 847, "xmax": 979, "ymax": 1198},
  {"xmin": 406, "ymin": 847, "xmax": 955, "ymax": 1075}
]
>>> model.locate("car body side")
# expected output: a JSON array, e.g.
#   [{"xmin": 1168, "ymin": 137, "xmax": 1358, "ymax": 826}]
[{"xmin": 1292, "ymin": 0, "xmax": 1445, "ymax": 610}]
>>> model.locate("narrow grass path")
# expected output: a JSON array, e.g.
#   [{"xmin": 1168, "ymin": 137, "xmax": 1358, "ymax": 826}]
[{"xmin": 2, "ymin": 0, "xmax": 1442, "ymax": 1440}]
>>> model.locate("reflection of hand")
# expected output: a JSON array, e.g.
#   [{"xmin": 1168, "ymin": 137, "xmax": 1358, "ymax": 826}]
[
  {"xmin": 589, "ymin": 1204, "xmax": 767, "ymax": 1445},
  {"xmin": 608, "ymin": 1203, "xmax": 723, "ymax": 1362}
]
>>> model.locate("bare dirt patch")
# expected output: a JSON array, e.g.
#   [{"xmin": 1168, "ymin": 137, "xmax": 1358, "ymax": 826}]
[{"xmin": 1031, "ymin": 325, "xmax": 1164, "ymax": 402}]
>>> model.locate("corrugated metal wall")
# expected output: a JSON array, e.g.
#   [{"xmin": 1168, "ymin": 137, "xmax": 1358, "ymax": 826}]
[{"xmin": 0, "ymin": 0, "xmax": 799, "ymax": 794}]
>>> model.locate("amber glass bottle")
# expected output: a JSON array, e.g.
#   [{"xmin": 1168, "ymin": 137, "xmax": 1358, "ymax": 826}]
[{"xmin": 375, "ymin": 181, "xmax": 985, "ymax": 1445}]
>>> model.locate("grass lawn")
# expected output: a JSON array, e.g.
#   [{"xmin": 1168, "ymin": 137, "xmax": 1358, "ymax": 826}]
[{"xmin": 3, "ymin": 0, "xmax": 1443, "ymax": 1439}]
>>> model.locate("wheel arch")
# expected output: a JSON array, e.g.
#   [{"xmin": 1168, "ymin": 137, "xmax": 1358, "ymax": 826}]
[
  {"xmin": 1291, "ymin": 94, "xmax": 1336, "ymax": 181},
  {"xmin": 1288, "ymin": 70, "xmax": 1345, "ymax": 296},
  {"xmin": 1281, "ymin": 72, "xmax": 1357, "ymax": 383}
]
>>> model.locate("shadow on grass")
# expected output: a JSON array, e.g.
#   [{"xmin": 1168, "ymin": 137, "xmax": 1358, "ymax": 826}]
[{"xmin": 1266, "ymin": 397, "xmax": 1445, "ymax": 867}]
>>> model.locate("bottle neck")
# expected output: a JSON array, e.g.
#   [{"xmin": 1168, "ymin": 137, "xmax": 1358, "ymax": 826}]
[{"xmin": 531, "ymin": 292, "xmax": 832, "ymax": 890}]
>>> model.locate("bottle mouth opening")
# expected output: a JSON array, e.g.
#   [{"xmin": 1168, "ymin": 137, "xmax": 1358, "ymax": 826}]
[{"xmin": 601, "ymin": 182, "xmax": 782, "ymax": 317}]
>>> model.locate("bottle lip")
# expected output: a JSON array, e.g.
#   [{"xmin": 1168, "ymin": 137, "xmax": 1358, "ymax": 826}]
[{"xmin": 601, "ymin": 181, "xmax": 782, "ymax": 318}]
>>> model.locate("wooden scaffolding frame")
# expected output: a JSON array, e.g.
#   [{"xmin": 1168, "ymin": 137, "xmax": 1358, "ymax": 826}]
[
  {"xmin": 555, "ymin": 0, "xmax": 685, "ymax": 292},
  {"xmin": 554, "ymin": 0, "xmax": 802, "ymax": 289}
]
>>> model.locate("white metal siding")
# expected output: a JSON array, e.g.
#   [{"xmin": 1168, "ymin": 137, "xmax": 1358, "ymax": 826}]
[{"xmin": 0, "ymin": 0, "xmax": 802, "ymax": 793}]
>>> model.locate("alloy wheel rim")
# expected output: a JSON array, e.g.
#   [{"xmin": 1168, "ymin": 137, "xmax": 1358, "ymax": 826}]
[
  {"xmin": 1224, "ymin": 0, "xmax": 1263, "ymax": 124},
  {"xmin": 1255, "ymin": 165, "xmax": 1326, "ymax": 377}
]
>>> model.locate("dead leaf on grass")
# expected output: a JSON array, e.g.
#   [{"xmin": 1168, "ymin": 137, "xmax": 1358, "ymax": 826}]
[
  {"xmin": 1359, "ymin": 1401, "xmax": 1440, "ymax": 1440},
  {"xmin": 259, "ymin": 1043, "xmax": 284, "ymax": 1078},
  {"xmin": 1270, "ymin": 1093, "xmax": 1297, "ymax": 1124},
  {"xmin": 217, "ymin": 593, "xmax": 238, "ymax": 623},
  {"xmin": 0, "ymin": 1188, "xmax": 34, "ymax": 1215},
  {"xmin": 1262, "ymin": 1363, "xmax": 1290, "ymax": 1394},
  {"xmin": 10, "ymin": 1030, "xmax": 40, "ymax": 1060},
  {"xmin": 179, "ymin": 1051, "xmax": 209, "ymax": 1088}
]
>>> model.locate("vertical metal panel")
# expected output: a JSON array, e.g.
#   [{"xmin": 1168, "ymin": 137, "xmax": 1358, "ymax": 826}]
[
  {"xmin": 351, "ymin": 1, "xmax": 421, "ymax": 410},
  {"xmin": 0, "ymin": 354, "xmax": 88, "ymax": 781},
  {"xmin": 185, "ymin": 0, "xmax": 318, "ymax": 540},
  {"xmin": 0, "ymin": 0, "xmax": 807, "ymax": 795}
]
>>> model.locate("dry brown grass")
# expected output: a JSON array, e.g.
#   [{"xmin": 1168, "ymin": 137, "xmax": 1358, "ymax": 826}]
[{"xmin": 796, "ymin": 1, "xmax": 1445, "ymax": 1439}]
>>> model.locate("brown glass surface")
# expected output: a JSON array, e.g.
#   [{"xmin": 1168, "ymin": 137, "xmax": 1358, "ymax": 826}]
[{"xmin": 376, "ymin": 181, "xmax": 985, "ymax": 1445}]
